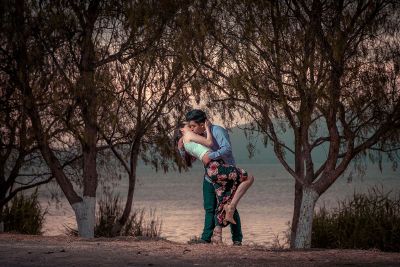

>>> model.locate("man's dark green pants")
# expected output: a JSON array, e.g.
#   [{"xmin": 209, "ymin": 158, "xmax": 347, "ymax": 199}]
[{"xmin": 201, "ymin": 178, "xmax": 243, "ymax": 242}]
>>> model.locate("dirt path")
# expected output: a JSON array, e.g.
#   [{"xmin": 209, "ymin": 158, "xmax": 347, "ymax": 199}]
[{"xmin": 0, "ymin": 234, "xmax": 399, "ymax": 267}]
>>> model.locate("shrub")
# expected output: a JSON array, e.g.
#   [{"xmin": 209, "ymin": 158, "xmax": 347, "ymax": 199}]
[
  {"xmin": 65, "ymin": 193, "xmax": 162, "ymax": 238},
  {"xmin": 1, "ymin": 189, "xmax": 46, "ymax": 235},
  {"xmin": 312, "ymin": 186, "xmax": 400, "ymax": 252}
]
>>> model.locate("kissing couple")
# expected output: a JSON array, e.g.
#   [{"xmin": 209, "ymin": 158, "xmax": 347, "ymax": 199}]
[{"xmin": 176, "ymin": 109, "xmax": 254, "ymax": 245}]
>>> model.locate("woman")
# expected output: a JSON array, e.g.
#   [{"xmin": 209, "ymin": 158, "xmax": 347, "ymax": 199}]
[{"xmin": 176, "ymin": 120, "xmax": 254, "ymax": 243}]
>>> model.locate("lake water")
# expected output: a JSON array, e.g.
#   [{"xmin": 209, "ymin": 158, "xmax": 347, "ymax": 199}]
[{"xmin": 39, "ymin": 163, "xmax": 399, "ymax": 246}]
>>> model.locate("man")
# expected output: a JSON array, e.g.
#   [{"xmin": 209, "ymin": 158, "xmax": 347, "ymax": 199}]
[{"xmin": 179, "ymin": 109, "xmax": 243, "ymax": 245}]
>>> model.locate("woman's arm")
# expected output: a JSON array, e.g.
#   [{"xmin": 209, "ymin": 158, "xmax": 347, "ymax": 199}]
[{"xmin": 187, "ymin": 120, "xmax": 213, "ymax": 147}]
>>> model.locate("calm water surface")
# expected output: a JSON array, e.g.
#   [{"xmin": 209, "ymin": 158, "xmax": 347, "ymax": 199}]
[{"xmin": 39, "ymin": 163, "xmax": 399, "ymax": 245}]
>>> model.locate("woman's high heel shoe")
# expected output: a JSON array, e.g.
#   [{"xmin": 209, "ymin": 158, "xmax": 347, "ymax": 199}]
[{"xmin": 223, "ymin": 204, "xmax": 236, "ymax": 225}]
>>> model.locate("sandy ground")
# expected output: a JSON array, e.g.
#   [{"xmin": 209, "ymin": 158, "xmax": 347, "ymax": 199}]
[{"xmin": 0, "ymin": 234, "xmax": 400, "ymax": 267}]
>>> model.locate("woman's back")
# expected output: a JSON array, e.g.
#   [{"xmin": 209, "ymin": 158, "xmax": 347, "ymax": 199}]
[{"xmin": 183, "ymin": 141, "xmax": 209, "ymax": 160}]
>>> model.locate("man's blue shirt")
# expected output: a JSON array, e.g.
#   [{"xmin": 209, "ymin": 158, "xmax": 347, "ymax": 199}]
[
  {"xmin": 208, "ymin": 124, "xmax": 236, "ymax": 165},
  {"xmin": 203, "ymin": 125, "xmax": 236, "ymax": 183}
]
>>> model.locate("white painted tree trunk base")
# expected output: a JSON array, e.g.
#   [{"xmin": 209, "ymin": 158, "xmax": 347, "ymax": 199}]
[
  {"xmin": 72, "ymin": 196, "xmax": 96, "ymax": 238},
  {"xmin": 294, "ymin": 187, "xmax": 319, "ymax": 249}
]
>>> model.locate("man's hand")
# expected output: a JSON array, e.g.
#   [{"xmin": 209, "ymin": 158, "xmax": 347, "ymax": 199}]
[
  {"xmin": 205, "ymin": 119, "xmax": 211, "ymax": 129},
  {"xmin": 202, "ymin": 153, "xmax": 211, "ymax": 165}
]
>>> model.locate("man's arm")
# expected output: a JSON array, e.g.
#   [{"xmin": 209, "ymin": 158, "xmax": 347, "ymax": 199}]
[{"xmin": 207, "ymin": 126, "xmax": 233, "ymax": 160}]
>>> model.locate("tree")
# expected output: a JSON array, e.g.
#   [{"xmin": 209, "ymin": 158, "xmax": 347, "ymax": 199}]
[
  {"xmin": 195, "ymin": 0, "xmax": 400, "ymax": 248},
  {"xmin": 5, "ymin": 0, "xmax": 188, "ymax": 238},
  {"xmin": 100, "ymin": 3, "xmax": 196, "ymax": 235},
  {"xmin": 0, "ymin": 0, "xmax": 79, "ymax": 230},
  {"xmin": 0, "ymin": 79, "xmax": 52, "ymax": 229}
]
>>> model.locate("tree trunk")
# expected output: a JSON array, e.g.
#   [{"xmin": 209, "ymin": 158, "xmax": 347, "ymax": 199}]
[
  {"xmin": 290, "ymin": 180, "xmax": 303, "ymax": 247},
  {"xmin": 79, "ymin": 13, "xmax": 98, "ymax": 237},
  {"xmin": 80, "ymin": 120, "xmax": 98, "ymax": 238},
  {"xmin": 111, "ymin": 145, "xmax": 139, "ymax": 236},
  {"xmin": 291, "ymin": 129, "xmax": 304, "ymax": 248},
  {"xmin": 293, "ymin": 187, "xmax": 319, "ymax": 249},
  {"xmin": 0, "ymin": 195, "xmax": 4, "ymax": 233},
  {"xmin": 0, "ymin": 206, "xmax": 3, "ymax": 232},
  {"xmin": 71, "ymin": 196, "xmax": 96, "ymax": 238}
]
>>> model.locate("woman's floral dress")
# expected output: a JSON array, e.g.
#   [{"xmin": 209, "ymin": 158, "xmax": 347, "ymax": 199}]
[{"xmin": 206, "ymin": 160, "xmax": 249, "ymax": 227}]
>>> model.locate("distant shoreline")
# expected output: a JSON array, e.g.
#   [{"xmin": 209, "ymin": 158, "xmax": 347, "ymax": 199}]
[{"xmin": 1, "ymin": 233, "xmax": 399, "ymax": 267}]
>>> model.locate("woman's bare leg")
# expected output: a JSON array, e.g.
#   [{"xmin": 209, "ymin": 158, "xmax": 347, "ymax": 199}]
[
  {"xmin": 225, "ymin": 175, "xmax": 255, "ymax": 222},
  {"xmin": 231, "ymin": 174, "xmax": 254, "ymax": 208}
]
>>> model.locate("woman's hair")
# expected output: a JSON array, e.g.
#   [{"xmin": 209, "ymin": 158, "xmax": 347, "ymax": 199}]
[
  {"xmin": 173, "ymin": 122, "xmax": 186, "ymax": 144},
  {"xmin": 173, "ymin": 122, "xmax": 193, "ymax": 167}
]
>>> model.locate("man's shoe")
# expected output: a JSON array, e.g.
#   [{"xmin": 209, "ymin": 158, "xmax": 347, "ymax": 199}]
[
  {"xmin": 188, "ymin": 236, "xmax": 210, "ymax": 244},
  {"xmin": 232, "ymin": 241, "xmax": 242, "ymax": 246}
]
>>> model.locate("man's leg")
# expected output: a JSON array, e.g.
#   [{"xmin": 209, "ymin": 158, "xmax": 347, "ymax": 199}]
[
  {"xmin": 201, "ymin": 179, "xmax": 217, "ymax": 242},
  {"xmin": 230, "ymin": 210, "xmax": 243, "ymax": 243}
]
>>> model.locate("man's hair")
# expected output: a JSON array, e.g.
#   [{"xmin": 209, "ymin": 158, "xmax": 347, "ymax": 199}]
[{"xmin": 185, "ymin": 109, "xmax": 207, "ymax": 123}]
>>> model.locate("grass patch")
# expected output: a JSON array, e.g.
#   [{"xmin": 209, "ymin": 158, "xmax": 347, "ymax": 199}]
[
  {"xmin": 65, "ymin": 193, "xmax": 162, "ymax": 238},
  {"xmin": 1, "ymin": 189, "xmax": 46, "ymax": 235},
  {"xmin": 312, "ymin": 186, "xmax": 400, "ymax": 252}
]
